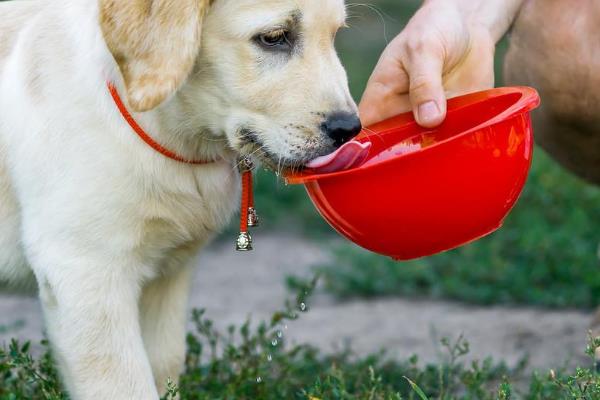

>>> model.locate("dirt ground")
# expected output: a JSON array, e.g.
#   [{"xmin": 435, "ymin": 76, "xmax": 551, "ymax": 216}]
[{"xmin": 0, "ymin": 232, "xmax": 592, "ymax": 371}]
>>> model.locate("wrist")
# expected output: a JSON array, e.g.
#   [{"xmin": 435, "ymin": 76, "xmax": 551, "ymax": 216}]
[
  {"xmin": 475, "ymin": 0, "xmax": 525, "ymax": 42},
  {"xmin": 424, "ymin": 0, "xmax": 525, "ymax": 43}
]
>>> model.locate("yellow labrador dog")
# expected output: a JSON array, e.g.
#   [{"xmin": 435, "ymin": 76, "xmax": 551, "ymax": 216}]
[{"xmin": 0, "ymin": 0, "xmax": 360, "ymax": 398}]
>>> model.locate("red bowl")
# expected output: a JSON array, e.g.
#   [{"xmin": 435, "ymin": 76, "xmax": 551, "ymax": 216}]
[{"xmin": 286, "ymin": 87, "xmax": 541, "ymax": 260}]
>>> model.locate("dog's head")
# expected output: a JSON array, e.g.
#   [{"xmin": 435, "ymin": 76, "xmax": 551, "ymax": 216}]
[{"xmin": 100, "ymin": 0, "xmax": 360, "ymax": 170}]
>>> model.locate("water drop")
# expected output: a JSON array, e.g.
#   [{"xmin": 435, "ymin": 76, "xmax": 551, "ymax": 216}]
[
  {"xmin": 277, "ymin": 330, "xmax": 283, "ymax": 338},
  {"xmin": 300, "ymin": 302, "xmax": 307, "ymax": 312},
  {"xmin": 267, "ymin": 354, "xmax": 272, "ymax": 362},
  {"xmin": 271, "ymin": 339, "xmax": 278, "ymax": 347},
  {"xmin": 256, "ymin": 376, "xmax": 262, "ymax": 383},
  {"xmin": 284, "ymin": 324, "xmax": 289, "ymax": 330}
]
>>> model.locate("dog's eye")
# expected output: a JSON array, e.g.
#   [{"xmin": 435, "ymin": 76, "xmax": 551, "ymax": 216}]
[{"xmin": 256, "ymin": 29, "xmax": 291, "ymax": 50}]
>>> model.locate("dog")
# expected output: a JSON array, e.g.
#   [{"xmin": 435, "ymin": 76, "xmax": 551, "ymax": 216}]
[{"xmin": 0, "ymin": 0, "xmax": 360, "ymax": 398}]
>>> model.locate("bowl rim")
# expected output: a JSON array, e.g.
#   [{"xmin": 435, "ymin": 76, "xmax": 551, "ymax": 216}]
[{"xmin": 286, "ymin": 86, "xmax": 540, "ymax": 185}]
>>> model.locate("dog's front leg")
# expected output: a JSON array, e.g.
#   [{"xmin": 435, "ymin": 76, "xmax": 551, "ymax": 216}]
[
  {"xmin": 140, "ymin": 265, "xmax": 194, "ymax": 395},
  {"xmin": 33, "ymin": 250, "xmax": 159, "ymax": 400}
]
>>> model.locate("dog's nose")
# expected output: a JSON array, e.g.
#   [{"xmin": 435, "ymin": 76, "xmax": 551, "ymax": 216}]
[{"xmin": 322, "ymin": 112, "xmax": 362, "ymax": 147}]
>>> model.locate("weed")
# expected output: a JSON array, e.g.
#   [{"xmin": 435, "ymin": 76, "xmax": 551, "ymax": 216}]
[{"xmin": 2, "ymin": 280, "xmax": 599, "ymax": 399}]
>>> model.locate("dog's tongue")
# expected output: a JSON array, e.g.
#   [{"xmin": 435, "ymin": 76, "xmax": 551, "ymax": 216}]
[{"xmin": 306, "ymin": 140, "xmax": 371, "ymax": 173}]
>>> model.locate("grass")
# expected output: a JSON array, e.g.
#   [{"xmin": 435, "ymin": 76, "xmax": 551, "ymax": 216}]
[
  {"xmin": 2, "ymin": 281, "xmax": 600, "ymax": 399},
  {"xmin": 294, "ymin": 150, "xmax": 600, "ymax": 309}
]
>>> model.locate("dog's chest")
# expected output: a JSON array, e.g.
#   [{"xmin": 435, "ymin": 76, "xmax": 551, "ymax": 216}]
[{"xmin": 134, "ymin": 162, "xmax": 239, "ymax": 272}]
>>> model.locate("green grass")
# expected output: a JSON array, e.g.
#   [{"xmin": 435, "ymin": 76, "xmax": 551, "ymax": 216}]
[
  {"xmin": 2, "ymin": 282, "xmax": 600, "ymax": 400},
  {"xmin": 300, "ymin": 149, "xmax": 600, "ymax": 309}
]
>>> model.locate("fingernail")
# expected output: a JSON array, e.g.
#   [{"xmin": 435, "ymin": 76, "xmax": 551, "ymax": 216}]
[{"xmin": 417, "ymin": 101, "xmax": 440, "ymax": 125}]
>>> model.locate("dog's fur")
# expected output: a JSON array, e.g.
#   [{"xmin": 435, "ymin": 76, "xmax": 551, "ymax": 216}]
[{"xmin": 0, "ymin": 0, "xmax": 356, "ymax": 398}]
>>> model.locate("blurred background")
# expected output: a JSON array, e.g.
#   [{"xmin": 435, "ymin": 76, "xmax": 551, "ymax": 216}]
[{"xmin": 1, "ymin": 0, "xmax": 599, "ymax": 388}]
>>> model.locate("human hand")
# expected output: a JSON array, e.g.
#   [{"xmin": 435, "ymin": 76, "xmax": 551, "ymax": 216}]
[{"xmin": 359, "ymin": 0, "xmax": 504, "ymax": 128}]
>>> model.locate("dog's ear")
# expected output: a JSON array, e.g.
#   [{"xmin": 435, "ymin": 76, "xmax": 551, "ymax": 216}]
[{"xmin": 100, "ymin": 0, "xmax": 212, "ymax": 112}]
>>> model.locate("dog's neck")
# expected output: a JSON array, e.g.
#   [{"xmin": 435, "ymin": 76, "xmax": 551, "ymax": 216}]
[{"xmin": 128, "ymin": 89, "xmax": 236, "ymax": 165}]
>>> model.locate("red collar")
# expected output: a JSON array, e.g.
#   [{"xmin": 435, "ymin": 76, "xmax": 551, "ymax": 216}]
[
  {"xmin": 107, "ymin": 82, "xmax": 212, "ymax": 165},
  {"xmin": 107, "ymin": 81, "xmax": 258, "ymax": 251}
]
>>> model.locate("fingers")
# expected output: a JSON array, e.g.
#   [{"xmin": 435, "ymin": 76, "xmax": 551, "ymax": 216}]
[
  {"xmin": 359, "ymin": 54, "xmax": 411, "ymax": 127},
  {"xmin": 359, "ymin": 84, "xmax": 412, "ymax": 127},
  {"xmin": 359, "ymin": 50, "xmax": 446, "ymax": 128},
  {"xmin": 404, "ymin": 47, "xmax": 447, "ymax": 128},
  {"xmin": 360, "ymin": 36, "xmax": 448, "ymax": 128}
]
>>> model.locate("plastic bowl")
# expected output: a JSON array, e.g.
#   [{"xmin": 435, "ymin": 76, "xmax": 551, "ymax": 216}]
[{"xmin": 286, "ymin": 87, "xmax": 541, "ymax": 260}]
